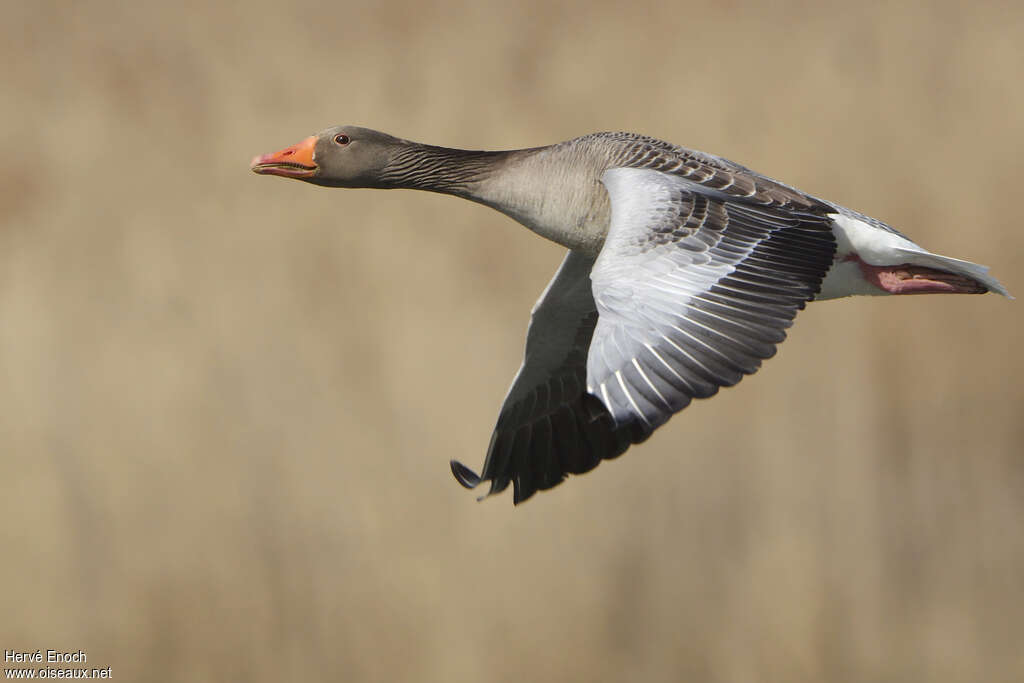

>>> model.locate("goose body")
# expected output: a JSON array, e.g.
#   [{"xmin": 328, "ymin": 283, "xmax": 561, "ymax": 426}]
[{"xmin": 252, "ymin": 127, "xmax": 1009, "ymax": 503}]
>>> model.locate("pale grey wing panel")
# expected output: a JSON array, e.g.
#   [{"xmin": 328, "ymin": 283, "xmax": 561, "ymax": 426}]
[
  {"xmin": 451, "ymin": 250, "xmax": 651, "ymax": 504},
  {"xmin": 588, "ymin": 167, "xmax": 837, "ymax": 429},
  {"xmin": 591, "ymin": 131, "xmax": 829, "ymax": 211}
]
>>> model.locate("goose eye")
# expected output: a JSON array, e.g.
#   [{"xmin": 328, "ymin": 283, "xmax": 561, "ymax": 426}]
[{"xmin": 334, "ymin": 134, "xmax": 351, "ymax": 145}]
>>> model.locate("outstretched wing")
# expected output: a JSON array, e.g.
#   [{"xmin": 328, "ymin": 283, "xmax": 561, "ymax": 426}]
[
  {"xmin": 451, "ymin": 250, "xmax": 651, "ymax": 504},
  {"xmin": 453, "ymin": 161, "xmax": 837, "ymax": 505},
  {"xmin": 587, "ymin": 167, "xmax": 836, "ymax": 428}
]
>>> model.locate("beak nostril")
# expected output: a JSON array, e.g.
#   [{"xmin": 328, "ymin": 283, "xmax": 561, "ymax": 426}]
[{"xmin": 252, "ymin": 136, "xmax": 315, "ymax": 176}]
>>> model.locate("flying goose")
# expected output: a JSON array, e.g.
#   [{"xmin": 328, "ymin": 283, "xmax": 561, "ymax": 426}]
[{"xmin": 251, "ymin": 127, "xmax": 1009, "ymax": 503}]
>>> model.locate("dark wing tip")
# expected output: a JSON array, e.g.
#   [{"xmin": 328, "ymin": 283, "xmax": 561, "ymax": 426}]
[
  {"xmin": 450, "ymin": 460, "xmax": 482, "ymax": 489},
  {"xmin": 512, "ymin": 485, "xmax": 536, "ymax": 506}
]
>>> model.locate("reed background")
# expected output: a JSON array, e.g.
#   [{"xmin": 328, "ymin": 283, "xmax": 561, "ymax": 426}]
[{"xmin": 2, "ymin": 1, "xmax": 1022, "ymax": 681}]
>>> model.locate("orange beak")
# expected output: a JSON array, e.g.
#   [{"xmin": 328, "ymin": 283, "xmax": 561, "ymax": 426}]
[{"xmin": 250, "ymin": 136, "xmax": 318, "ymax": 179}]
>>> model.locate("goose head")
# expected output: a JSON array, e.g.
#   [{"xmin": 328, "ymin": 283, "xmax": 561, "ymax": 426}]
[{"xmin": 250, "ymin": 126, "xmax": 404, "ymax": 188}]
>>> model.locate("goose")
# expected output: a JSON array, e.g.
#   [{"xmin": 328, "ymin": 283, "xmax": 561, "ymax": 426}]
[{"xmin": 251, "ymin": 127, "xmax": 1009, "ymax": 504}]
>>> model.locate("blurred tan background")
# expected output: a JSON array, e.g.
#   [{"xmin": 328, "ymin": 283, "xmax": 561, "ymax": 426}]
[{"xmin": 2, "ymin": 0, "xmax": 1022, "ymax": 681}]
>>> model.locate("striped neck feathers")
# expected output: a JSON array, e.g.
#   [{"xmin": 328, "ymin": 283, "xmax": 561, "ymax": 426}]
[{"xmin": 376, "ymin": 143, "xmax": 515, "ymax": 196}]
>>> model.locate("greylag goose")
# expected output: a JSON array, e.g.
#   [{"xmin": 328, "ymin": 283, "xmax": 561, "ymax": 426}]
[{"xmin": 251, "ymin": 127, "xmax": 1009, "ymax": 503}]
